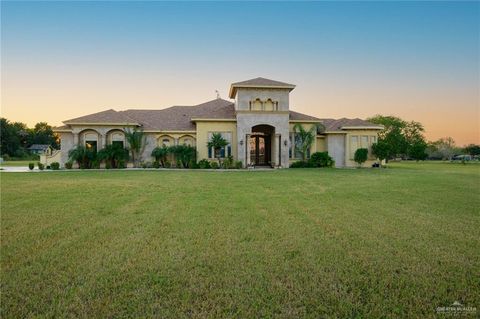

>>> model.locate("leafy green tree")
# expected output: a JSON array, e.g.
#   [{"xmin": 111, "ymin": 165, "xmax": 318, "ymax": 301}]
[
  {"xmin": 293, "ymin": 123, "xmax": 324, "ymax": 161},
  {"xmin": 354, "ymin": 148, "xmax": 368, "ymax": 167},
  {"xmin": 464, "ymin": 144, "xmax": 480, "ymax": 156},
  {"xmin": 151, "ymin": 146, "xmax": 170, "ymax": 167},
  {"xmin": 207, "ymin": 133, "xmax": 228, "ymax": 164},
  {"xmin": 367, "ymin": 115, "xmax": 407, "ymax": 160},
  {"xmin": 97, "ymin": 144, "xmax": 129, "ymax": 168},
  {"xmin": 1, "ymin": 118, "xmax": 30, "ymax": 157},
  {"xmin": 409, "ymin": 140, "xmax": 428, "ymax": 161},
  {"xmin": 372, "ymin": 140, "xmax": 391, "ymax": 166},
  {"xmin": 168, "ymin": 145, "xmax": 196, "ymax": 168},
  {"xmin": 68, "ymin": 145, "xmax": 96, "ymax": 169},
  {"xmin": 124, "ymin": 127, "xmax": 146, "ymax": 167},
  {"xmin": 30, "ymin": 122, "xmax": 59, "ymax": 148}
]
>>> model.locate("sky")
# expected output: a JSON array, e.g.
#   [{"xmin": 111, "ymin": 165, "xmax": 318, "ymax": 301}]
[{"xmin": 1, "ymin": 1, "xmax": 479, "ymax": 145}]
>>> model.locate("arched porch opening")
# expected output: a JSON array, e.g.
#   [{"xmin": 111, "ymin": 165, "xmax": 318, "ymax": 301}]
[{"xmin": 249, "ymin": 125, "xmax": 275, "ymax": 167}]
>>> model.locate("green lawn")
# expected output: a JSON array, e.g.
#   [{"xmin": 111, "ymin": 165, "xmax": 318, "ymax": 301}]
[
  {"xmin": 0, "ymin": 160, "xmax": 34, "ymax": 167},
  {"xmin": 1, "ymin": 163, "xmax": 479, "ymax": 318}
]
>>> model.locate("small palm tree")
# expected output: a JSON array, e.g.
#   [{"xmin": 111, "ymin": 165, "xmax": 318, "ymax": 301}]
[
  {"xmin": 124, "ymin": 127, "xmax": 146, "ymax": 167},
  {"xmin": 97, "ymin": 144, "xmax": 129, "ymax": 168},
  {"xmin": 293, "ymin": 123, "xmax": 325, "ymax": 161},
  {"xmin": 151, "ymin": 146, "xmax": 170, "ymax": 167},
  {"xmin": 68, "ymin": 145, "xmax": 96, "ymax": 169},
  {"xmin": 207, "ymin": 133, "xmax": 228, "ymax": 165}
]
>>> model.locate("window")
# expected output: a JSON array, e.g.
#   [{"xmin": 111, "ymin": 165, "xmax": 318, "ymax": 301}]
[
  {"xmin": 208, "ymin": 132, "xmax": 231, "ymax": 158},
  {"xmin": 350, "ymin": 135, "xmax": 358, "ymax": 159},
  {"xmin": 112, "ymin": 141, "xmax": 124, "ymax": 148},
  {"xmin": 264, "ymin": 99, "xmax": 274, "ymax": 111},
  {"xmin": 162, "ymin": 138, "xmax": 170, "ymax": 147},
  {"xmin": 85, "ymin": 141, "xmax": 97, "ymax": 152},
  {"xmin": 252, "ymin": 99, "xmax": 262, "ymax": 111},
  {"xmin": 289, "ymin": 132, "xmax": 310, "ymax": 159},
  {"xmin": 361, "ymin": 136, "xmax": 369, "ymax": 148}
]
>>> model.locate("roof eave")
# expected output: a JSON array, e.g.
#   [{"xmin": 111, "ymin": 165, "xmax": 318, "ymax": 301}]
[
  {"xmin": 229, "ymin": 84, "xmax": 296, "ymax": 98},
  {"xmin": 340, "ymin": 126, "xmax": 384, "ymax": 130}
]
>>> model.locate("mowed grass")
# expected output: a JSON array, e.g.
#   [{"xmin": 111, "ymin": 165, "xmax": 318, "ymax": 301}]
[
  {"xmin": 0, "ymin": 160, "xmax": 33, "ymax": 167},
  {"xmin": 1, "ymin": 163, "xmax": 479, "ymax": 318}
]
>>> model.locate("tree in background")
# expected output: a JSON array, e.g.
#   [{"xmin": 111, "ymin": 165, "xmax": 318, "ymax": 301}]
[
  {"xmin": 354, "ymin": 148, "xmax": 368, "ymax": 167},
  {"xmin": 367, "ymin": 115, "xmax": 407, "ymax": 160},
  {"xmin": 372, "ymin": 140, "xmax": 391, "ymax": 166},
  {"xmin": 29, "ymin": 122, "xmax": 59, "ymax": 149},
  {"xmin": 124, "ymin": 127, "xmax": 146, "ymax": 167},
  {"xmin": 368, "ymin": 115, "xmax": 428, "ymax": 161},
  {"xmin": 427, "ymin": 137, "xmax": 456, "ymax": 160},
  {"xmin": 1, "ymin": 118, "xmax": 30, "ymax": 157},
  {"xmin": 464, "ymin": 144, "xmax": 480, "ymax": 156}
]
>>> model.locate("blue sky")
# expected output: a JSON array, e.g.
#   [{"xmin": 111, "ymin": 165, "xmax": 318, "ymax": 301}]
[{"xmin": 1, "ymin": 1, "xmax": 479, "ymax": 144}]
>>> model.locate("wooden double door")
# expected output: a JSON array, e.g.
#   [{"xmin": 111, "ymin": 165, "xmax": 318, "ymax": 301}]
[{"xmin": 249, "ymin": 134, "xmax": 271, "ymax": 166}]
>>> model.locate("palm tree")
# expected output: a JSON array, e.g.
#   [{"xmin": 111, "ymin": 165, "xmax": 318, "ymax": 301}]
[
  {"xmin": 207, "ymin": 133, "xmax": 228, "ymax": 165},
  {"xmin": 293, "ymin": 123, "xmax": 325, "ymax": 161},
  {"xmin": 151, "ymin": 146, "xmax": 169, "ymax": 167},
  {"xmin": 97, "ymin": 144, "xmax": 129, "ymax": 168},
  {"xmin": 68, "ymin": 145, "xmax": 96, "ymax": 169},
  {"xmin": 124, "ymin": 127, "xmax": 146, "ymax": 167}
]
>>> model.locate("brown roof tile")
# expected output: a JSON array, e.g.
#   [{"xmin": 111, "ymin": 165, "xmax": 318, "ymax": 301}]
[
  {"xmin": 63, "ymin": 109, "xmax": 138, "ymax": 124},
  {"xmin": 319, "ymin": 118, "xmax": 383, "ymax": 132}
]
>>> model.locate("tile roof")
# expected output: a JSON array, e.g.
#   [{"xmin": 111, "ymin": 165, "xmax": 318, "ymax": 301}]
[
  {"xmin": 229, "ymin": 77, "xmax": 296, "ymax": 98},
  {"xmin": 319, "ymin": 118, "xmax": 383, "ymax": 132},
  {"xmin": 64, "ymin": 109, "xmax": 138, "ymax": 124},
  {"xmin": 28, "ymin": 144, "xmax": 50, "ymax": 150},
  {"xmin": 231, "ymin": 77, "xmax": 295, "ymax": 87},
  {"xmin": 121, "ymin": 99, "xmax": 235, "ymax": 131},
  {"xmin": 58, "ymin": 99, "xmax": 381, "ymax": 133}
]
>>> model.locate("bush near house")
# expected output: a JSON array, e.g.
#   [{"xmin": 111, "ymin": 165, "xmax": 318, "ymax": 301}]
[
  {"xmin": 309, "ymin": 152, "xmax": 334, "ymax": 168},
  {"xmin": 210, "ymin": 161, "xmax": 219, "ymax": 169},
  {"xmin": 197, "ymin": 159, "xmax": 211, "ymax": 169},
  {"xmin": 354, "ymin": 148, "xmax": 368, "ymax": 167},
  {"xmin": 65, "ymin": 162, "xmax": 73, "ymax": 169},
  {"xmin": 28, "ymin": 163, "xmax": 34, "ymax": 170},
  {"xmin": 50, "ymin": 162, "xmax": 60, "ymax": 170},
  {"xmin": 37, "ymin": 162, "xmax": 44, "ymax": 170}
]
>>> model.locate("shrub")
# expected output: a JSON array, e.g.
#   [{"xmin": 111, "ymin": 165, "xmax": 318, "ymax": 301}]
[
  {"xmin": 152, "ymin": 161, "xmax": 160, "ymax": 169},
  {"xmin": 222, "ymin": 155, "xmax": 234, "ymax": 169},
  {"xmin": 290, "ymin": 161, "xmax": 311, "ymax": 168},
  {"xmin": 354, "ymin": 148, "xmax": 368, "ymax": 167},
  {"xmin": 28, "ymin": 163, "xmax": 34, "ymax": 170},
  {"xmin": 210, "ymin": 161, "xmax": 219, "ymax": 169},
  {"xmin": 50, "ymin": 162, "xmax": 60, "ymax": 170},
  {"xmin": 65, "ymin": 162, "xmax": 73, "ymax": 169},
  {"xmin": 169, "ymin": 145, "xmax": 196, "ymax": 168},
  {"xmin": 2, "ymin": 154, "xmax": 10, "ymax": 161},
  {"xmin": 118, "ymin": 160, "xmax": 126, "ymax": 169},
  {"xmin": 198, "ymin": 159, "xmax": 211, "ymax": 169},
  {"xmin": 308, "ymin": 152, "xmax": 334, "ymax": 168},
  {"xmin": 105, "ymin": 162, "xmax": 112, "ymax": 169},
  {"xmin": 235, "ymin": 161, "xmax": 243, "ymax": 169},
  {"xmin": 163, "ymin": 160, "xmax": 171, "ymax": 168},
  {"xmin": 37, "ymin": 162, "xmax": 45, "ymax": 170}
]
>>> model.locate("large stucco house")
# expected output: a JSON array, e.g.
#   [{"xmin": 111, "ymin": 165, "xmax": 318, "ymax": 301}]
[{"xmin": 53, "ymin": 78, "xmax": 383, "ymax": 168}]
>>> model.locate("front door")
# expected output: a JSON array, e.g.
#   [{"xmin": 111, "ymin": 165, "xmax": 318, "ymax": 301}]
[{"xmin": 249, "ymin": 134, "xmax": 271, "ymax": 166}]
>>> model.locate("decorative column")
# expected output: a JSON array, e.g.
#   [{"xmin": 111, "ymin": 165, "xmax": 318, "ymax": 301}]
[
  {"xmin": 275, "ymin": 133, "xmax": 281, "ymax": 167},
  {"xmin": 101, "ymin": 134, "xmax": 107, "ymax": 149},
  {"xmin": 73, "ymin": 133, "xmax": 79, "ymax": 146}
]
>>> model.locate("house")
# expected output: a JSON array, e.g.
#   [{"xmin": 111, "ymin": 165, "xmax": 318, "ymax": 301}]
[
  {"xmin": 28, "ymin": 144, "xmax": 53, "ymax": 155},
  {"xmin": 54, "ymin": 77, "xmax": 383, "ymax": 168}
]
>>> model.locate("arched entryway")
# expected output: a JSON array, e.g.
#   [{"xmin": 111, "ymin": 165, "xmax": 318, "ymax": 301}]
[{"xmin": 250, "ymin": 125, "xmax": 274, "ymax": 166}]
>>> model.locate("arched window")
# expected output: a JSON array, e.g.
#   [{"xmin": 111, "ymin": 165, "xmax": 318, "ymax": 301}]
[
  {"xmin": 83, "ymin": 131, "xmax": 98, "ymax": 152},
  {"xmin": 264, "ymin": 99, "xmax": 274, "ymax": 111},
  {"xmin": 252, "ymin": 99, "xmax": 262, "ymax": 111},
  {"xmin": 108, "ymin": 131, "xmax": 125, "ymax": 148}
]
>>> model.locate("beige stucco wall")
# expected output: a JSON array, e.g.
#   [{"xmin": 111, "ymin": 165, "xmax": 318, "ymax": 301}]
[
  {"xmin": 196, "ymin": 121, "xmax": 237, "ymax": 161},
  {"xmin": 235, "ymin": 88, "xmax": 290, "ymax": 111},
  {"xmin": 344, "ymin": 129, "xmax": 380, "ymax": 167},
  {"xmin": 316, "ymin": 136, "xmax": 326, "ymax": 152}
]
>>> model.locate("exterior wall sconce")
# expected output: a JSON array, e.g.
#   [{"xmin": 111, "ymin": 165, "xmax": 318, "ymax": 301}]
[
  {"xmin": 239, "ymin": 140, "xmax": 244, "ymax": 146},
  {"xmin": 284, "ymin": 140, "xmax": 288, "ymax": 146}
]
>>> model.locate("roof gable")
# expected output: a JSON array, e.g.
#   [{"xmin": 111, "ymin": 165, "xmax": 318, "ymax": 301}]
[{"xmin": 229, "ymin": 77, "xmax": 296, "ymax": 98}]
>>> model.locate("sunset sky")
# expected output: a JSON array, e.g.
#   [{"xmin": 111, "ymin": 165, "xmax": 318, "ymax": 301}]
[{"xmin": 1, "ymin": 1, "xmax": 478, "ymax": 145}]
